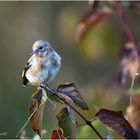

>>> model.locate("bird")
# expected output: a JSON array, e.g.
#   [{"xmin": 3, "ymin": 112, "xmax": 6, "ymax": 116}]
[{"xmin": 22, "ymin": 40, "xmax": 61, "ymax": 86}]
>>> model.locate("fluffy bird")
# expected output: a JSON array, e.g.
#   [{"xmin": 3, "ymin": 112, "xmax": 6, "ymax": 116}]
[{"xmin": 22, "ymin": 40, "xmax": 61, "ymax": 86}]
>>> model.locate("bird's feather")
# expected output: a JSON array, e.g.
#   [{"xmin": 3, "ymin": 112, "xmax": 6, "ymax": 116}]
[{"xmin": 22, "ymin": 62, "xmax": 31, "ymax": 86}]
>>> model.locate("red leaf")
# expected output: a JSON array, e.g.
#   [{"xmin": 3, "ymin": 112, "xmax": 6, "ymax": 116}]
[{"xmin": 51, "ymin": 128, "xmax": 66, "ymax": 140}]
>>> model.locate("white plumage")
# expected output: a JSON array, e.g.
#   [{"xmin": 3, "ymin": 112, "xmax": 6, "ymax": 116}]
[{"xmin": 22, "ymin": 40, "xmax": 61, "ymax": 86}]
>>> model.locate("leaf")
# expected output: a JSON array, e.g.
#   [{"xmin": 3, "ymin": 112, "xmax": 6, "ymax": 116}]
[
  {"xmin": 46, "ymin": 90, "xmax": 62, "ymax": 104},
  {"xmin": 75, "ymin": 9, "xmax": 110, "ymax": 43},
  {"xmin": 95, "ymin": 108, "xmax": 138, "ymax": 139},
  {"xmin": 51, "ymin": 128, "xmax": 66, "ymax": 140},
  {"xmin": 16, "ymin": 89, "xmax": 47, "ymax": 138},
  {"xmin": 29, "ymin": 89, "xmax": 47, "ymax": 137},
  {"xmin": 57, "ymin": 92, "xmax": 73, "ymax": 105},
  {"xmin": 29, "ymin": 101, "xmax": 46, "ymax": 137},
  {"xmin": 57, "ymin": 83, "xmax": 89, "ymax": 110},
  {"xmin": 56, "ymin": 107, "xmax": 76, "ymax": 139}
]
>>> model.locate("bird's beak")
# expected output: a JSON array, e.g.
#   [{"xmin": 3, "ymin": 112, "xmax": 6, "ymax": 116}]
[{"xmin": 31, "ymin": 50, "xmax": 38, "ymax": 55}]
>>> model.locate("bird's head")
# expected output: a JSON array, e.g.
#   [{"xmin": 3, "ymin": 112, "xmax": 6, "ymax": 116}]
[{"xmin": 32, "ymin": 40, "xmax": 54, "ymax": 57}]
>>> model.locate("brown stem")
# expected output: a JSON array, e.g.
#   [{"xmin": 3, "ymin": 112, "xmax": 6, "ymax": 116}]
[
  {"xmin": 41, "ymin": 84, "xmax": 104, "ymax": 140},
  {"xmin": 116, "ymin": 1, "xmax": 137, "ymax": 48}
]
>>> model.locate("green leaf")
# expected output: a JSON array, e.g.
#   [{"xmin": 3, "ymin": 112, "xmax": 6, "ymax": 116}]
[
  {"xmin": 46, "ymin": 90, "xmax": 62, "ymax": 103},
  {"xmin": 56, "ymin": 107, "xmax": 76, "ymax": 139},
  {"xmin": 57, "ymin": 83, "xmax": 89, "ymax": 110}
]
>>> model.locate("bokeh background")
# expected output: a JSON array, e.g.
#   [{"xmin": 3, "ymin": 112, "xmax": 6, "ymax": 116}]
[{"xmin": 0, "ymin": 1, "xmax": 140, "ymax": 139}]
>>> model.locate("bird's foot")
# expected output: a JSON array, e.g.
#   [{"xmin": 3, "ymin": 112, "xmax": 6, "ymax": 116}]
[{"xmin": 40, "ymin": 83, "xmax": 49, "ymax": 90}]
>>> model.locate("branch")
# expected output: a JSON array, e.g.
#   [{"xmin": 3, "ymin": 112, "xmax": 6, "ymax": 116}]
[
  {"xmin": 116, "ymin": 1, "xmax": 137, "ymax": 48},
  {"xmin": 40, "ymin": 84, "xmax": 104, "ymax": 140}
]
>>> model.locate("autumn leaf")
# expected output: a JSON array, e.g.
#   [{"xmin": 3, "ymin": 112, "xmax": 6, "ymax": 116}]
[
  {"xmin": 95, "ymin": 108, "xmax": 138, "ymax": 139},
  {"xmin": 16, "ymin": 89, "xmax": 47, "ymax": 138},
  {"xmin": 57, "ymin": 83, "xmax": 89, "ymax": 110},
  {"xmin": 51, "ymin": 128, "xmax": 66, "ymax": 140},
  {"xmin": 75, "ymin": 10, "xmax": 110, "ymax": 43},
  {"xmin": 29, "ymin": 89, "xmax": 48, "ymax": 137},
  {"xmin": 29, "ymin": 101, "xmax": 46, "ymax": 137},
  {"xmin": 75, "ymin": 1, "xmax": 112, "ymax": 43},
  {"xmin": 56, "ymin": 107, "xmax": 76, "ymax": 139}
]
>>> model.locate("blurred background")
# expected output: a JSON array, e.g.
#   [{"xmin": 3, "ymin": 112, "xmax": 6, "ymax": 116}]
[{"xmin": 0, "ymin": 1, "xmax": 140, "ymax": 139}]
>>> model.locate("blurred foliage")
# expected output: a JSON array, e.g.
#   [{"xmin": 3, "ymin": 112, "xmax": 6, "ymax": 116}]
[
  {"xmin": 0, "ymin": 1, "xmax": 140, "ymax": 139},
  {"xmin": 77, "ymin": 120, "xmax": 117, "ymax": 139}
]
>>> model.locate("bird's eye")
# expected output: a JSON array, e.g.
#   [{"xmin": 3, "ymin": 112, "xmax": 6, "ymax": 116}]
[{"xmin": 39, "ymin": 46, "xmax": 43, "ymax": 50}]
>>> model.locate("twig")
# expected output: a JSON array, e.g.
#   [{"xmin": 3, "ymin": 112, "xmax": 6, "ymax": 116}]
[
  {"xmin": 40, "ymin": 84, "xmax": 104, "ymax": 140},
  {"xmin": 130, "ymin": 65, "xmax": 139, "ymax": 104},
  {"xmin": 116, "ymin": 1, "xmax": 137, "ymax": 48},
  {"xmin": 16, "ymin": 107, "xmax": 38, "ymax": 138}
]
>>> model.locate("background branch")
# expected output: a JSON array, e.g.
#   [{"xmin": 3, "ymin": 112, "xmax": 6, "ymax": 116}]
[{"xmin": 116, "ymin": 1, "xmax": 137, "ymax": 48}]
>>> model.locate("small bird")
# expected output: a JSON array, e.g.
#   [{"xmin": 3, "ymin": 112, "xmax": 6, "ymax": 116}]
[{"xmin": 22, "ymin": 40, "xmax": 61, "ymax": 86}]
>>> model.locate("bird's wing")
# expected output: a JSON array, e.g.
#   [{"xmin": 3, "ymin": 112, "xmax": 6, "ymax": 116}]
[{"xmin": 22, "ymin": 61, "xmax": 32, "ymax": 86}]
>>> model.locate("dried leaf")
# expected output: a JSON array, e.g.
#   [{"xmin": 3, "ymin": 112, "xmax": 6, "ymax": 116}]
[
  {"xmin": 75, "ymin": 9, "xmax": 110, "ymax": 43},
  {"xmin": 118, "ymin": 42, "xmax": 140, "ymax": 86},
  {"xmin": 29, "ymin": 89, "xmax": 47, "ymax": 137},
  {"xmin": 95, "ymin": 108, "xmax": 138, "ymax": 139},
  {"xmin": 56, "ymin": 107, "xmax": 76, "ymax": 139},
  {"xmin": 51, "ymin": 128, "xmax": 66, "ymax": 140},
  {"xmin": 29, "ymin": 101, "xmax": 46, "ymax": 137},
  {"xmin": 57, "ymin": 83, "xmax": 89, "ymax": 110}
]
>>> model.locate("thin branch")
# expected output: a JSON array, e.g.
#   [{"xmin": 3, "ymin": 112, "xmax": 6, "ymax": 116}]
[
  {"xmin": 16, "ymin": 107, "xmax": 38, "ymax": 138},
  {"xmin": 116, "ymin": 1, "xmax": 137, "ymax": 48},
  {"xmin": 40, "ymin": 84, "xmax": 104, "ymax": 140},
  {"xmin": 130, "ymin": 65, "xmax": 138, "ymax": 104}
]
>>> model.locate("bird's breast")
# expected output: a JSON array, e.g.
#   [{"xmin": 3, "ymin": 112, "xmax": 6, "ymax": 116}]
[{"xmin": 26, "ymin": 57, "xmax": 47, "ymax": 84}]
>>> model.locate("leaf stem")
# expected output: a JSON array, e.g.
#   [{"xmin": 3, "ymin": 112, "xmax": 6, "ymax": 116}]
[
  {"xmin": 116, "ymin": 1, "xmax": 137, "ymax": 48},
  {"xmin": 41, "ymin": 84, "xmax": 104, "ymax": 140}
]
